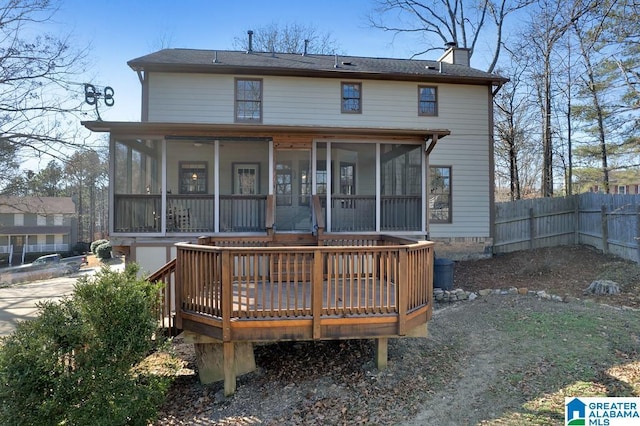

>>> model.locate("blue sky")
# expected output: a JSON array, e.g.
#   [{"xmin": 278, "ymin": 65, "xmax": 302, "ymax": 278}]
[{"xmin": 53, "ymin": 0, "xmax": 431, "ymax": 122}]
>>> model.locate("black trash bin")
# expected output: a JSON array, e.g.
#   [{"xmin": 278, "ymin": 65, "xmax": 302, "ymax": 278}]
[{"xmin": 433, "ymin": 258, "xmax": 454, "ymax": 290}]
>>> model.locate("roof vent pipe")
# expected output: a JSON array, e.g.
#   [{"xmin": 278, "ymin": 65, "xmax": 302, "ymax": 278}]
[
  {"xmin": 213, "ymin": 51, "xmax": 219, "ymax": 63},
  {"xmin": 303, "ymin": 39, "xmax": 309, "ymax": 56},
  {"xmin": 247, "ymin": 30, "xmax": 254, "ymax": 53},
  {"xmin": 439, "ymin": 61, "xmax": 443, "ymax": 73},
  {"xmin": 334, "ymin": 53, "xmax": 339, "ymax": 68}
]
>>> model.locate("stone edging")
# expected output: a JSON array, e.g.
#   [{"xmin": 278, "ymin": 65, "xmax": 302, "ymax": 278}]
[
  {"xmin": 433, "ymin": 287, "xmax": 639, "ymax": 311},
  {"xmin": 434, "ymin": 286, "xmax": 566, "ymax": 303}
]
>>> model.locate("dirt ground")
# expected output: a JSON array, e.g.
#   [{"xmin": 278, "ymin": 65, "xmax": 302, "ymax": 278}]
[
  {"xmin": 454, "ymin": 245, "xmax": 640, "ymax": 309},
  {"xmin": 154, "ymin": 245, "xmax": 640, "ymax": 425}
]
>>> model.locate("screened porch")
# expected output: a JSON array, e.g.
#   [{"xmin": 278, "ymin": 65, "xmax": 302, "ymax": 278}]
[{"xmin": 111, "ymin": 137, "xmax": 436, "ymax": 236}]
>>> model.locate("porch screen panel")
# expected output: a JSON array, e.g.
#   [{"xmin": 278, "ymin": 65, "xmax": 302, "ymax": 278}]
[
  {"xmin": 113, "ymin": 139, "xmax": 162, "ymax": 233},
  {"xmin": 219, "ymin": 140, "xmax": 269, "ymax": 232},
  {"xmin": 380, "ymin": 144, "xmax": 422, "ymax": 231},
  {"xmin": 330, "ymin": 143, "xmax": 375, "ymax": 232},
  {"xmin": 166, "ymin": 139, "xmax": 215, "ymax": 233},
  {"xmin": 315, "ymin": 143, "xmax": 328, "ymax": 228}
]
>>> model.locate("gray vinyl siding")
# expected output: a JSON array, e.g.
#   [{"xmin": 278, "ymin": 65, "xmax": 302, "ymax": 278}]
[
  {"xmin": 147, "ymin": 73, "xmax": 489, "ymax": 131},
  {"xmin": 146, "ymin": 72, "xmax": 492, "ymax": 239}
]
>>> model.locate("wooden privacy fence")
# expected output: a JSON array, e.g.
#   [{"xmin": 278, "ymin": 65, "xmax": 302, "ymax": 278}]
[{"xmin": 494, "ymin": 193, "xmax": 640, "ymax": 263}]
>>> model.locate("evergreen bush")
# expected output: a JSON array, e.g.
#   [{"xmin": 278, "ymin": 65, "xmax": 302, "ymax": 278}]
[
  {"xmin": 90, "ymin": 239, "xmax": 109, "ymax": 255},
  {"xmin": 0, "ymin": 264, "xmax": 174, "ymax": 426},
  {"xmin": 95, "ymin": 241, "xmax": 112, "ymax": 260}
]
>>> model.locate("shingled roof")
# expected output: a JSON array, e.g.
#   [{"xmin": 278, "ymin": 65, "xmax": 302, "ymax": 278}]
[
  {"xmin": 0, "ymin": 197, "xmax": 75, "ymax": 214},
  {"xmin": 128, "ymin": 49, "xmax": 507, "ymax": 85}
]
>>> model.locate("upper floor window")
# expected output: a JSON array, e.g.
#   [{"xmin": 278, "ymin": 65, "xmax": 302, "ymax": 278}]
[
  {"xmin": 618, "ymin": 185, "xmax": 627, "ymax": 194},
  {"xmin": 418, "ymin": 86, "xmax": 438, "ymax": 116},
  {"xmin": 235, "ymin": 78, "xmax": 262, "ymax": 122},
  {"xmin": 429, "ymin": 166, "xmax": 451, "ymax": 223},
  {"xmin": 341, "ymin": 82, "xmax": 362, "ymax": 113}
]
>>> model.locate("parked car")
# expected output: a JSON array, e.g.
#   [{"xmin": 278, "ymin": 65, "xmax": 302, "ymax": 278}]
[{"xmin": 32, "ymin": 253, "xmax": 87, "ymax": 273}]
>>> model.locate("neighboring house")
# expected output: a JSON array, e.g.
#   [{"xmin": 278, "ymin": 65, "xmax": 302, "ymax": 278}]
[
  {"xmin": 589, "ymin": 171, "xmax": 640, "ymax": 194},
  {"xmin": 0, "ymin": 197, "xmax": 77, "ymax": 266},
  {"xmin": 83, "ymin": 42, "xmax": 507, "ymax": 272}
]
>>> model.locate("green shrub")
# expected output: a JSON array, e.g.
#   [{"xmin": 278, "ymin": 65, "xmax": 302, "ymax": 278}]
[
  {"xmin": 73, "ymin": 241, "xmax": 91, "ymax": 254},
  {"xmin": 95, "ymin": 241, "xmax": 112, "ymax": 260},
  {"xmin": 0, "ymin": 264, "xmax": 174, "ymax": 426},
  {"xmin": 90, "ymin": 239, "xmax": 109, "ymax": 255}
]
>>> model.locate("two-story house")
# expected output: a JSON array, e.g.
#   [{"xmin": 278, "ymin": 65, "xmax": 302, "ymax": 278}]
[
  {"xmin": 83, "ymin": 44, "xmax": 506, "ymax": 273},
  {"xmin": 0, "ymin": 196, "xmax": 77, "ymax": 266},
  {"xmin": 82, "ymin": 43, "xmax": 507, "ymax": 395}
]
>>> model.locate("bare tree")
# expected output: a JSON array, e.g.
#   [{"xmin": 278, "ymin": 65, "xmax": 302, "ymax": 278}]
[
  {"xmin": 494, "ymin": 59, "xmax": 539, "ymax": 200},
  {"xmin": 0, "ymin": 0, "xmax": 90, "ymax": 162},
  {"xmin": 369, "ymin": 0, "xmax": 533, "ymax": 72},
  {"xmin": 233, "ymin": 23, "xmax": 340, "ymax": 54},
  {"xmin": 516, "ymin": 0, "xmax": 596, "ymax": 197}
]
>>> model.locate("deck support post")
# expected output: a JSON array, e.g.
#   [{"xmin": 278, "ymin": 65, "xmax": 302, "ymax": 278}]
[
  {"xmin": 191, "ymin": 341, "xmax": 255, "ymax": 392},
  {"xmin": 223, "ymin": 341, "xmax": 236, "ymax": 396},
  {"xmin": 184, "ymin": 332, "xmax": 256, "ymax": 396},
  {"xmin": 375, "ymin": 338, "xmax": 388, "ymax": 370}
]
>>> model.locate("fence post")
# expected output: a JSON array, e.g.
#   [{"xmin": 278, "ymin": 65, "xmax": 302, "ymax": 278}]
[
  {"xmin": 636, "ymin": 205, "xmax": 640, "ymax": 263},
  {"xmin": 529, "ymin": 207, "xmax": 535, "ymax": 249},
  {"xmin": 601, "ymin": 205, "xmax": 609, "ymax": 255},
  {"xmin": 574, "ymin": 196, "xmax": 580, "ymax": 245}
]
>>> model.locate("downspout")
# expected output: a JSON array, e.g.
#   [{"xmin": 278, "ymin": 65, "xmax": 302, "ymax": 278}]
[
  {"xmin": 488, "ymin": 85, "xmax": 497, "ymax": 253},
  {"xmin": 135, "ymin": 69, "xmax": 149, "ymax": 122}
]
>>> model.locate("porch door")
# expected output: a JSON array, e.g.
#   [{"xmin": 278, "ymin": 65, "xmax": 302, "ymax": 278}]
[{"xmin": 274, "ymin": 149, "xmax": 312, "ymax": 231}]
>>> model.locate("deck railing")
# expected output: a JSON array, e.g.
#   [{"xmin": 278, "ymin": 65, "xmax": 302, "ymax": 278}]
[
  {"xmin": 148, "ymin": 258, "xmax": 178, "ymax": 336},
  {"xmin": 172, "ymin": 235, "xmax": 433, "ymax": 342},
  {"xmin": 24, "ymin": 243, "xmax": 71, "ymax": 253}
]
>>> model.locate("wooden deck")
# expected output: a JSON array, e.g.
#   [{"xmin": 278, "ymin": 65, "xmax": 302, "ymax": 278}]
[{"xmin": 149, "ymin": 234, "xmax": 434, "ymax": 395}]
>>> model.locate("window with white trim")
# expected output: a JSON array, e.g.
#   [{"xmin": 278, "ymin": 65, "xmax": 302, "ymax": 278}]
[
  {"xmin": 341, "ymin": 82, "xmax": 362, "ymax": 113},
  {"xmin": 418, "ymin": 86, "xmax": 438, "ymax": 116},
  {"xmin": 235, "ymin": 78, "xmax": 262, "ymax": 122},
  {"xmin": 429, "ymin": 166, "xmax": 451, "ymax": 223}
]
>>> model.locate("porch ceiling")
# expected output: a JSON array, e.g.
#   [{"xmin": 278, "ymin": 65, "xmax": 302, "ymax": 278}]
[{"xmin": 81, "ymin": 121, "xmax": 451, "ymax": 141}]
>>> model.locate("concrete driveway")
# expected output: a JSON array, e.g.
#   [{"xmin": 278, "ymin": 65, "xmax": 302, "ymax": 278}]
[{"xmin": 0, "ymin": 265, "xmax": 123, "ymax": 338}]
